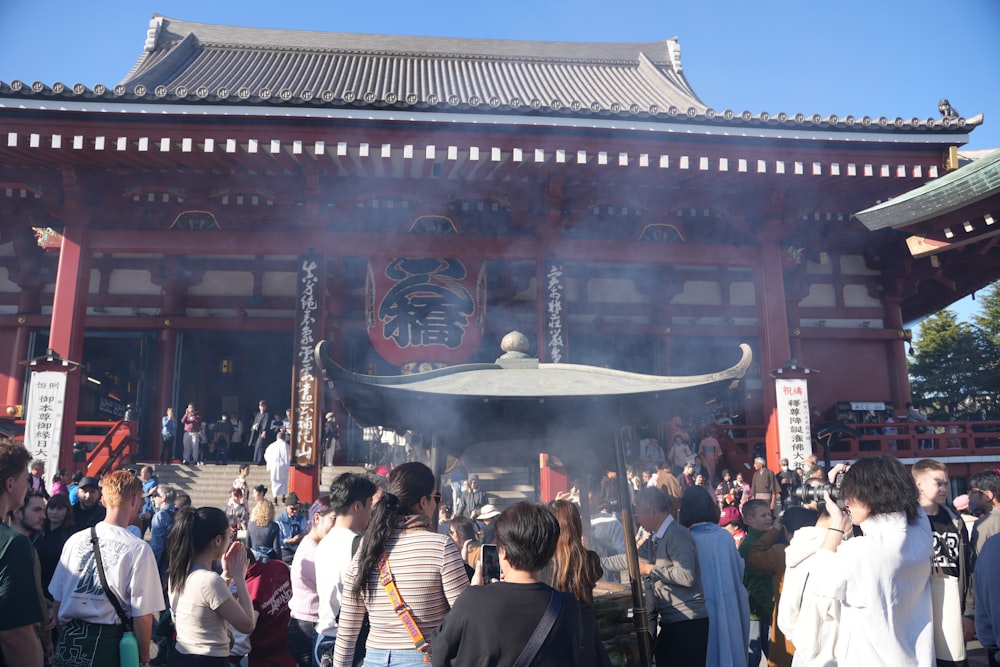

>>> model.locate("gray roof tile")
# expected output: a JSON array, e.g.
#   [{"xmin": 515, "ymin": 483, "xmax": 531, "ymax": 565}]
[
  {"xmin": 117, "ymin": 15, "xmax": 705, "ymax": 114},
  {"xmin": 0, "ymin": 14, "xmax": 984, "ymax": 136}
]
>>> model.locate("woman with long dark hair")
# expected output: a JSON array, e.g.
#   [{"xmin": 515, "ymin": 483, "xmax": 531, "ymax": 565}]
[
  {"xmin": 33, "ymin": 492, "xmax": 74, "ymax": 595},
  {"xmin": 166, "ymin": 506, "xmax": 256, "ymax": 666},
  {"xmin": 547, "ymin": 499, "xmax": 609, "ymax": 667},
  {"xmin": 547, "ymin": 499, "xmax": 602, "ymax": 604},
  {"xmin": 333, "ymin": 462, "xmax": 467, "ymax": 667},
  {"xmin": 813, "ymin": 456, "xmax": 933, "ymax": 665}
]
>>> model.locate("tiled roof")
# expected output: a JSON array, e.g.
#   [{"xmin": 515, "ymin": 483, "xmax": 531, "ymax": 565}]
[
  {"xmin": 0, "ymin": 14, "xmax": 984, "ymax": 136},
  {"xmin": 855, "ymin": 149, "xmax": 1000, "ymax": 230},
  {"xmin": 117, "ymin": 15, "xmax": 706, "ymax": 117}
]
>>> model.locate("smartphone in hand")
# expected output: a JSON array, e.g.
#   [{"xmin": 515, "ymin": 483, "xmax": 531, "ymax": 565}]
[{"xmin": 481, "ymin": 544, "xmax": 501, "ymax": 583}]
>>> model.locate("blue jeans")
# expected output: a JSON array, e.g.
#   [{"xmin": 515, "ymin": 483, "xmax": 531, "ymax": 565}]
[
  {"xmin": 749, "ymin": 618, "xmax": 770, "ymax": 667},
  {"xmin": 362, "ymin": 648, "xmax": 428, "ymax": 667},
  {"xmin": 314, "ymin": 634, "xmax": 335, "ymax": 667}
]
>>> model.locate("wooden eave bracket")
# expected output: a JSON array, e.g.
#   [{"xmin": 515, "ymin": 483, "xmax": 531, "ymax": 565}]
[{"xmin": 905, "ymin": 228, "xmax": 1000, "ymax": 258}]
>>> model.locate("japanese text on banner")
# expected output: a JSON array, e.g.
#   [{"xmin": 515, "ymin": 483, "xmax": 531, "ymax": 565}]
[{"xmin": 774, "ymin": 377, "xmax": 811, "ymax": 469}]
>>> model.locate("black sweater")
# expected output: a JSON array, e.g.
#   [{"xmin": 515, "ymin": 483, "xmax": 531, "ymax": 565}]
[{"xmin": 431, "ymin": 581, "xmax": 586, "ymax": 667}]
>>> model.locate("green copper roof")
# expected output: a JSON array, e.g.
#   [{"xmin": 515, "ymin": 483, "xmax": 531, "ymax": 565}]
[{"xmin": 856, "ymin": 149, "xmax": 1000, "ymax": 230}]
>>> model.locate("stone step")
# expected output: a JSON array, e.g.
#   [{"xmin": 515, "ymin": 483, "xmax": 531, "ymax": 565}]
[
  {"xmin": 145, "ymin": 463, "xmax": 267, "ymax": 510},
  {"xmin": 141, "ymin": 462, "xmax": 539, "ymax": 512}
]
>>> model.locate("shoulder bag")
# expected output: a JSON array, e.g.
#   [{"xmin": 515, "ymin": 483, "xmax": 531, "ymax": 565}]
[
  {"xmin": 90, "ymin": 525, "xmax": 141, "ymax": 667},
  {"xmin": 378, "ymin": 553, "xmax": 431, "ymax": 663},
  {"xmin": 512, "ymin": 591, "xmax": 564, "ymax": 667}
]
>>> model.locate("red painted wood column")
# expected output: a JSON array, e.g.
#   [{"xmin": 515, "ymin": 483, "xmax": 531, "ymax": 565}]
[
  {"xmin": 154, "ymin": 326, "xmax": 178, "ymax": 460},
  {"xmin": 756, "ymin": 240, "xmax": 792, "ymax": 470},
  {"xmin": 3, "ymin": 285, "xmax": 41, "ymax": 412},
  {"xmin": 49, "ymin": 224, "xmax": 92, "ymax": 470},
  {"xmin": 4, "ymin": 324, "xmax": 31, "ymax": 413},
  {"xmin": 883, "ymin": 297, "xmax": 911, "ymax": 409}
]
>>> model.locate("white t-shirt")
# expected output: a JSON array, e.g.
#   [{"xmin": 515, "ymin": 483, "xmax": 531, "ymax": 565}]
[
  {"xmin": 49, "ymin": 522, "xmax": 165, "ymax": 624},
  {"xmin": 170, "ymin": 568, "xmax": 233, "ymax": 657},
  {"xmin": 315, "ymin": 525, "xmax": 360, "ymax": 637}
]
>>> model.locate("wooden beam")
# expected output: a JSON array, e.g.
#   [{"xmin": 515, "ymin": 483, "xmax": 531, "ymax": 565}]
[
  {"xmin": 906, "ymin": 228, "xmax": 1000, "ymax": 258},
  {"xmin": 86, "ymin": 229, "xmax": 757, "ymax": 265}
]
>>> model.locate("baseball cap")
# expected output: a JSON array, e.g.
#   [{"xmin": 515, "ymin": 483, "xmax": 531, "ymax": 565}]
[
  {"xmin": 78, "ymin": 476, "xmax": 100, "ymax": 489},
  {"xmin": 719, "ymin": 506, "xmax": 741, "ymax": 527}
]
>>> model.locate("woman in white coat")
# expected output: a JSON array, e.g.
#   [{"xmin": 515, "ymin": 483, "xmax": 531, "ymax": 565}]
[
  {"xmin": 777, "ymin": 479, "xmax": 841, "ymax": 666},
  {"xmin": 811, "ymin": 457, "xmax": 934, "ymax": 666}
]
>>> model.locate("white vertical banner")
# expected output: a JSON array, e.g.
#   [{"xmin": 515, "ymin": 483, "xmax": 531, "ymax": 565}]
[
  {"xmin": 25, "ymin": 371, "xmax": 67, "ymax": 470},
  {"xmin": 775, "ymin": 377, "xmax": 811, "ymax": 468},
  {"xmin": 543, "ymin": 262, "xmax": 566, "ymax": 363}
]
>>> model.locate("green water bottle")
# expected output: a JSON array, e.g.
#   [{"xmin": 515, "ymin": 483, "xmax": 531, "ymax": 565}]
[{"xmin": 119, "ymin": 629, "xmax": 140, "ymax": 667}]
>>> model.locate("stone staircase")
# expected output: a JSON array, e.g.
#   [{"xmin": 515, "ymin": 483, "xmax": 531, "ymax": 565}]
[
  {"xmin": 142, "ymin": 462, "xmax": 536, "ymax": 511},
  {"xmin": 145, "ymin": 463, "xmax": 272, "ymax": 510},
  {"xmin": 468, "ymin": 465, "xmax": 538, "ymax": 509}
]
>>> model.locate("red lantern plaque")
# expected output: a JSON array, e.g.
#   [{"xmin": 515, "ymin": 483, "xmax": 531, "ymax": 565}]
[{"xmin": 366, "ymin": 257, "xmax": 486, "ymax": 367}]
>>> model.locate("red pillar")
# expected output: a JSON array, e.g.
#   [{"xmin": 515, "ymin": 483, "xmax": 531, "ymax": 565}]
[
  {"xmin": 883, "ymin": 297, "xmax": 911, "ymax": 409},
  {"xmin": 49, "ymin": 224, "xmax": 91, "ymax": 471},
  {"xmin": 756, "ymin": 241, "xmax": 792, "ymax": 470},
  {"xmin": 154, "ymin": 327, "xmax": 178, "ymax": 461},
  {"xmin": 3, "ymin": 286, "xmax": 42, "ymax": 413}
]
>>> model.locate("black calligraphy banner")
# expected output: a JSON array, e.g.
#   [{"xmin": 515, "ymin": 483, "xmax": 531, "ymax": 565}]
[
  {"xmin": 291, "ymin": 254, "xmax": 325, "ymax": 468},
  {"xmin": 366, "ymin": 257, "xmax": 486, "ymax": 367},
  {"xmin": 542, "ymin": 262, "xmax": 567, "ymax": 363}
]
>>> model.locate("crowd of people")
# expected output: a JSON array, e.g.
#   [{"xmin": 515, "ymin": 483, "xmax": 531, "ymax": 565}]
[
  {"xmin": 6, "ymin": 431, "xmax": 1000, "ymax": 667},
  {"xmin": 159, "ymin": 401, "xmax": 344, "ymax": 469},
  {"xmin": 0, "ymin": 448, "xmax": 620, "ymax": 667}
]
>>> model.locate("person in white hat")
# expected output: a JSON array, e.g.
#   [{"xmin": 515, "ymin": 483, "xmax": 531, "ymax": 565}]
[{"xmin": 476, "ymin": 504, "xmax": 501, "ymax": 544}]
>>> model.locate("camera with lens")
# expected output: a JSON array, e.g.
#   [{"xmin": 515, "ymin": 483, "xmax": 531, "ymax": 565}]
[{"xmin": 794, "ymin": 473, "xmax": 845, "ymax": 508}]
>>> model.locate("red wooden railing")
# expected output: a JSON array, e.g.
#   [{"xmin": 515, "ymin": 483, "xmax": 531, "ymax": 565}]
[
  {"xmin": 80, "ymin": 420, "xmax": 138, "ymax": 477},
  {"xmin": 14, "ymin": 418, "xmax": 138, "ymax": 477},
  {"xmin": 718, "ymin": 420, "xmax": 1000, "ymax": 471}
]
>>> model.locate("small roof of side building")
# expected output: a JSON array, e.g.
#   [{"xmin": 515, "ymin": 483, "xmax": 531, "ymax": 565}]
[
  {"xmin": 855, "ymin": 149, "xmax": 1000, "ymax": 231},
  {"xmin": 855, "ymin": 149, "xmax": 1000, "ymax": 322}
]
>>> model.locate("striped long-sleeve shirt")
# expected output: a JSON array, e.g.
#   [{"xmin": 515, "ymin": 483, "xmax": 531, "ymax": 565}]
[{"xmin": 333, "ymin": 528, "xmax": 468, "ymax": 666}]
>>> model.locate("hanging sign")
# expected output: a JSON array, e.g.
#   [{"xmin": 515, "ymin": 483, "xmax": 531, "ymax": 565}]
[
  {"xmin": 366, "ymin": 257, "xmax": 486, "ymax": 367},
  {"xmin": 543, "ymin": 262, "xmax": 567, "ymax": 363},
  {"xmin": 24, "ymin": 371, "xmax": 67, "ymax": 470},
  {"xmin": 291, "ymin": 255, "xmax": 324, "ymax": 468},
  {"xmin": 775, "ymin": 377, "xmax": 811, "ymax": 468}
]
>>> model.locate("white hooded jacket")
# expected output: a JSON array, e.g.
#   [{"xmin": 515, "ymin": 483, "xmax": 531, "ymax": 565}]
[{"xmin": 777, "ymin": 524, "xmax": 840, "ymax": 666}]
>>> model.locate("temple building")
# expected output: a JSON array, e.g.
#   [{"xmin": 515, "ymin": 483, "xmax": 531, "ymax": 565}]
[{"xmin": 0, "ymin": 15, "xmax": 995, "ymax": 485}]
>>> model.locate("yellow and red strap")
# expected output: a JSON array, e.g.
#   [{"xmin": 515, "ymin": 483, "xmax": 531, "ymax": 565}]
[{"xmin": 378, "ymin": 554, "xmax": 431, "ymax": 662}]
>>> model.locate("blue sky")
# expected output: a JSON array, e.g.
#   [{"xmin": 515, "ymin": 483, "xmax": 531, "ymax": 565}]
[{"xmin": 1, "ymin": 0, "xmax": 997, "ymax": 322}]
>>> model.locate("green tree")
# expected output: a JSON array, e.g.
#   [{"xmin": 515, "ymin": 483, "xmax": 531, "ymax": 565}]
[
  {"xmin": 972, "ymin": 281, "xmax": 1000, "ymax": 414},
  {"xmin": 973, "ymin": 281, "xmax": 1000, "ymax": 348},
  {"xmin": 908, "ymin": 310, "xmax": 998, "ymax": 416}
]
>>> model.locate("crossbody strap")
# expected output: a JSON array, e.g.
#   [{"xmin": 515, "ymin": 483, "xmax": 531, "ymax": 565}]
[
  {"xmin": 377, "ymin": 554, "xmax": 431, "ymax": 663},
  {"xmin": 513, "ymin": 591, "xmax": 563, "ymax": 667},
  {"xmin": 89, "ymin": 525, "xmax": 132, "ymax": 630}
]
